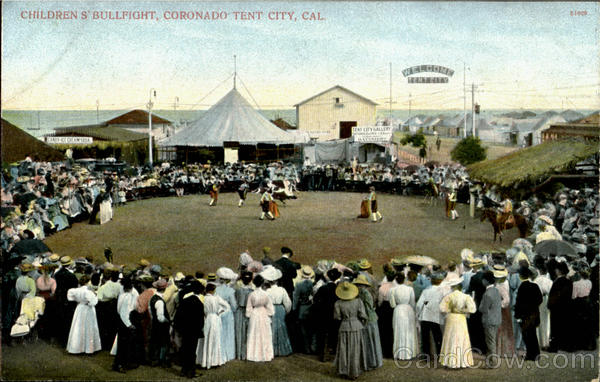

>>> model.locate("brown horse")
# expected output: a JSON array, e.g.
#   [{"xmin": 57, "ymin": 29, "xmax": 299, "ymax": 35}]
[{"xmin": 480, "ymin": 208, "xmax": 529, "ymax": 242}]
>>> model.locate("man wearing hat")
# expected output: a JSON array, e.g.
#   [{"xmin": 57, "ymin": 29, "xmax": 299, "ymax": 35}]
[
  {"xmin": 465, "ymin": 257, "xmax": 487, "ymax": 354},
  {"xmin": 175, "ymin": 280, "xmax": 204, "ymax": 378},
  {"xmin": 53, "ymin": 256, "xmax": 79, "ymax": 346},
  {"xmin": 415, "ymin": 272, "xmax": 445, "ymax": 359},
  {"xmin": 292, "ymin": 265, "xmax": 315, "ymax": 354},
  {"xmin": 148, "ymin": 279, "xmax": 171, "ymax": 367},
  {"xmin": 366, "ymin": 186, "xmax": 383, "ymax": 223},
  {"xmin": 259, "ymin": 186, "xmax": 275, "ymax": 220},
  {"xmin": 478, "ymin": 271, "xmax": 502, "ymax": 359},
  {"xmin": 312, "ymin": 268, "xmax": 342, "ymax": 362},
  {"xmin": 514, "ymin": 266, "xmax": 543, "ymax": 361},
  {"xmin": 274, "ymin": 247, "xmax": 301, "ymax": 298},
  {"xmin": 547, "ymin": 261, "xmax": 573, "ymax": 352}
]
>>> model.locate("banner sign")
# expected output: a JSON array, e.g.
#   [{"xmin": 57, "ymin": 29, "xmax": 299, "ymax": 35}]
[
  {"xmin": 46, "ymin": 136, "xmax": 93, "ymax": 144},
  {"xmin": 408, "ymin": 77, "xmax": 449, "ymax": 83},
  {"xmin": 402, "ymin": 65, "xmax": 454, "ymax": 77},
  {"xmin": 352, "ymin": 126, "xmax": 394, "ymax": 143}
]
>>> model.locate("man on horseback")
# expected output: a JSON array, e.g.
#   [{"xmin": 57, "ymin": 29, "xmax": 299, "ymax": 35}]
[{"xmin": 497, "ymin": 193, "xmax": 514, "ymax": 233}]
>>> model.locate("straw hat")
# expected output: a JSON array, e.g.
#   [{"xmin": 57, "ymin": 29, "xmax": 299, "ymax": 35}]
[
  {"xmin": 138, "ymin": 258, "xmax": 150, "ymax": 267},
  {"xmin": 469, "ymin": 258, "xmax": 484, "ymax": 268},
  {"xmin": 301, "ymin": 265, "xmax": 314, "ymax": 279},
  {"xmin": 60, "ymin": 256, "xmax": 74, "ymax": 266},
  {"xmin": 20, "ymin": 263, "xmax": 34, "ymax": 273},
  {"xmin": 353, "ymin": 274, "xmax": 371, "ymax": 287},
  {"xmin": 207, "ymin": 273, "xmax": 217, "ymax": 282},
  {"xmin": 444, "ymin": 276, "xmax": 464, "ymax": 287},
  {"xmin": 492, "ymin": 265, "xmax": 508, "ymax": 278},
  {"xmin": 358, "ymin": 259, "xmax": 372, "ymax": 270},
  {"xmin": 335, "ymin": 281, "xmax": 359, "ymax": 300},
  {"xmin": 48, "ymin": 254, "xmax": 60, "ymax": 263},
  {"xmin": 174, "ymin": 272, "xmax": 185, "ymax": 282}
]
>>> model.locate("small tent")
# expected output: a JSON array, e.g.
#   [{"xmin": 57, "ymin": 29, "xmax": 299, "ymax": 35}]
[{"xmin": 1, "ymin": 119, "xmax": 64, "ymax": 163}]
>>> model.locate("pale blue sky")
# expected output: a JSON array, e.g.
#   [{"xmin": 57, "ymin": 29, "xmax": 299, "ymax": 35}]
[{"xmin": 2, "ymin": 1, "xmax": 598, "ymax": 110}]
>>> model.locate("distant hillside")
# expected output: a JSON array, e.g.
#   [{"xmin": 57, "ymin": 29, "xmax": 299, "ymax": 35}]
[
  {"xmin": 560, "ymin": 109, "xmax": 585, "ymax": 122},
  {"xmin": 499, "ymin": 111, "xmax": 537, "ymax": 119}
]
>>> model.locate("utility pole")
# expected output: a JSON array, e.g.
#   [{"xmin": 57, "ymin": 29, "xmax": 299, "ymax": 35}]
[
  {"xmin": 471, "ymin": 83, "xmax": 476, "ymax": 137},
  {"xmin": 37, "ymin": 111, "xmax": 40, "ymax": 129},
  {"xmin": 389, "ymin": 62, "xmax": 392, "ymax": 126},
  {"xmin": 174, "ymin": 96, "xmax": 179, "ymax": 112},
  {"xmin": 233, "ymin": 55, "xmax": 237, "ymax": 89},
  {"xmin": 463, "ymin": 62, "xmax": 467, "ymax": 138},
  {"xmin": 96, "ymin": 100, "xmax": 100, "ymax": 123},
  {"xmin": 148, "ymin": 89, "xmax": 156, "ymax": 167}
]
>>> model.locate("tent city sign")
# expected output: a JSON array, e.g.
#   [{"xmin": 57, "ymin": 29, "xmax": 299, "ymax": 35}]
[
  {"xmin": 45, "ymin": 136, "xmax": 93, "ymax": 144},
  {"xmin": 402, "ymin": 65, "xmax": 454, "ymax": 83},
  {"xmin": 352, "ymin": 126, "xmax": 394, "ymax": 143}
]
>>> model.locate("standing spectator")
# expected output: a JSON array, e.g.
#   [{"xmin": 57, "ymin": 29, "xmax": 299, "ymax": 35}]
[
  {"xmin": 148, "ymin": 279, "xmax": 171, "ymax": 367},
  {"xmin": 293, "ymin": 266, "xmax": 315, "ymax": 354},
  {"xmin": 479, "ymin": 271, "xmax": 502, "ymax": 358},
  {"xmin": 334, "ymin": 282, "xmax": 368, "ymax": 379},
  {"xmin": 532, "ymin": 258, "xmax": 553, "ymax": 350},
  {"xmin": 54, "ymin": 256, "xmax": 79, "ymax": 346},
  {"xmin": 493, "ymin": 265, "xmax": 515, "ymax": 357},
  {"xmin": 215, "ymin": 267, "xmax": 238, "ymax": 362},
  {"xmin": 112, "ymin": 276, "xmax": 139, "ymax": 373},
  {"xmin": 201, "ymin": 283, "xmax": 230, "ymax": 369},
  {"xmin": 246, "ymin": 275, "xmax": 275, "ymax": 362},
  {"xmin": 389, "ymin": 272, "xmax": 418, "ymax": 360},
  {"xmin": 376, "ymin": 264, "xmax": 396, "ymax": 358},
  {"xmin": 273, "ymin": 247, "xmax": 301, "ymax": 298},
  {"xmin": 439, "ymin": 277, "xmax": 476, "ymax": 369},
  {"xmin": 265, "ymin": 269, "xmax": 293, "ymax": 357},
  {"xmin": 175, "ymin": 280, "xmax": 204, "ymax": 378},
  {"xmin": 415, "ymin": 272, "xmax": 445, "ymax": 359},
  {"xmin": 234, "ymin": 271, "xmax": 254, "ymax": 360},
  {"xmin": 353, "ymin": 275, "xmax": 383, "ymax": 370},
  {"xmin": 66, "ymin": 275, "xmax": 102, "ymax": 354},
  {"xmin": 312, "ymin": 268, "xmax": 341, "ymax": 362},
  {"xmin": 547, "ymin": 261, "xmax": 573, "ymax": 352},
  {"xmin": 514, "ymin": 267, "xmax": 543, "ymax": 361}
]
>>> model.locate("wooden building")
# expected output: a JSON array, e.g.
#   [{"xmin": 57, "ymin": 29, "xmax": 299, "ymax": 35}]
[{"xmin": 295, "ymin": 85, "xmax": 377, "ymax": 141}]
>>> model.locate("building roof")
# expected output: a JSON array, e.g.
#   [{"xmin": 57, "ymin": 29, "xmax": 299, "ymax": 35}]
[
  {"xmin": 104, "ymin": 109, "xmax": 172, "ymax": 125},
  {"xmin": 467, "ymin": 138, "xmax": 597, "ymax": 188},
  {"xmin": 1, "ymin": 118, "xmax": 65, "ymax": 163},
  {"xmin": 294, "ymin": 85, "xmax": 378, "ymax": 107},
  {"xmin": 160, "ymin": 88, "xmax": 294, "ymax": 147},
  {"xmin": 51, "ymin": 124, "xmax": 148, "ymax": 142}
]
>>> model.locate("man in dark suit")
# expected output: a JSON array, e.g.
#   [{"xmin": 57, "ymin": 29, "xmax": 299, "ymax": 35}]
[
  {"xmin": 514, "ymin": 266, "xmax": 543, "ymax": 361},
  {"xmin": 175, "ymin": 280, "xmax": 204, "ymax": 378},
  {"xmin": 466, "ymin": 258, "xmax": 487, "ymax": 354},
  {"xmin": 479, "ymin": 271, "xmax": 502, "ymax": 357},
  {"xmin": 53, "ymin": 256, "xmax": 79, "ymax": 346},
  {"xmin": 274, "ymin": 246, "xmax": 301, "ymax": 298},
  {"xmin": 312, "ymin": 268, "xmax": 341, "ymax": 362},
  {"xmin": 547, "ymin": 261, "xmax": 573, "ymax": 352}
]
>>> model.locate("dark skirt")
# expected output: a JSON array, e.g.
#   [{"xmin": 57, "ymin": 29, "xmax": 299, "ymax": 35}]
[
  {"xmin": 272, "ymin": 304, "xmax": 292, "ymax": 356},
  {"xmin": 376, "ymin": 301, "xmax": 394, "ymax": 358}
]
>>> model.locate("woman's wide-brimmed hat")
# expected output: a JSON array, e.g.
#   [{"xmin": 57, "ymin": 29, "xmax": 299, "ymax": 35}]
[
  {"xmin": 152, "ymin": 279, "xmax": 168, "ymax": 290},
  {"xmin": 336, "ymin": 281, "xmax": 359, "ymax": 300},
  {"xmin": 443, "ymin": 276, "xmax": 464, "ymax": 288},
  {"xmin": 216, "ymin": 267, "xmax": 237, "ymax": 280},
  {"xmin": 353, "ymin": 274, "xmax": 371, "ymax": 287},
  {"xmin": 358, "ymin": 258, "xmax": 372, "ymax": 270}
]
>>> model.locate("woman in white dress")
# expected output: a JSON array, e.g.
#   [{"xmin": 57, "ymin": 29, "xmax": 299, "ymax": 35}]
[
  {"xmin": 66, "ymin": 275, "xmax": 102, "ymax": 354},
  {"xmin": 201, "ymin": 283, "xmax": 231, "ymax": 369},
  {"xmin": 246, "ymin": 275, "xmax": 275, "ymax": 362},
  {"xmin": 533, "ymin": 258, "xmax": 553, "ymax": 349},
  {"xmin": 389, "ymin": 272, "xmax": 418, "ymax": 360},
  {"xmin": 439, "ymin": 277, "xmax": 476, "ymax": 368}
]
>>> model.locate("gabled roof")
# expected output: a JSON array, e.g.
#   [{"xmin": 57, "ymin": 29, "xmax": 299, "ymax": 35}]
[
  {"xmin": 2, "ymin": 119, "xmax": 64, "ymax": 163},
  {"xmin": 294, "ymin": 85, "xmax": 378, "ymax": 107},
  {"xmin": 161, "ymin": 88, "xmax": 293, "ymax": 147},
  {"xmin": 52, "ymin": 124, "xmax": 147, "ymax": 142},
  {"xmin": 105, "ymin": 109, "xmax": 172, "ymax": 125}
]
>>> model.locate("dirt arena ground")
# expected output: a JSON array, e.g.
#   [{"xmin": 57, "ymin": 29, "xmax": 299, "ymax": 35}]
[{"xmin": 3, "ymin": 191, "xmax": 598, "ymax": 381}]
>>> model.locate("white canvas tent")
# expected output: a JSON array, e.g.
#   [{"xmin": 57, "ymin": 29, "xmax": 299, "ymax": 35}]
[{"xmin": 160, "ymin": 88, "xmax": 293, "ymax": 147}]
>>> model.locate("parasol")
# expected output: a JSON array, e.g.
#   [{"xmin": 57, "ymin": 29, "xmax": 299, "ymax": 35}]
[
  {"xmin": 533, "ymin": 239, "xmax": 577, "ymax": 258},
  {"xmin": 392, "ymin": 255, "xmax": 439, "ymax": 267}
]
